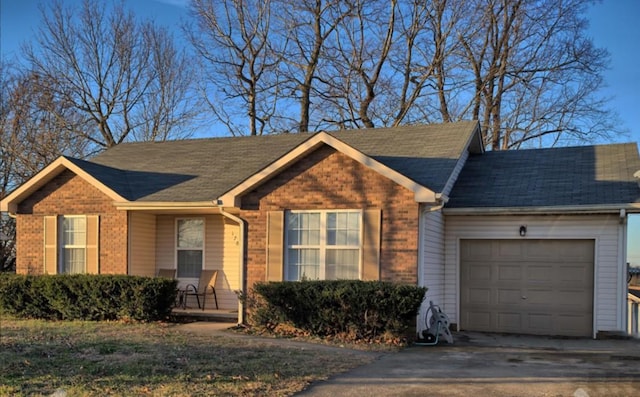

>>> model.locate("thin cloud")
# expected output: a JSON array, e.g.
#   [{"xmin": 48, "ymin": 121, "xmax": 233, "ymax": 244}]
[{"xmin": 153, "ymin": 0, "xmax": 190, "ymax": 8}]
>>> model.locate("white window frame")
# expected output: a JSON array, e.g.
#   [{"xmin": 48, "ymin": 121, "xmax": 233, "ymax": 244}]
[
  {"xmin": 175, "ymin": 217, "xmax": 205, "ymax": 279},
  {"xmin": 285, "ymin": 210, "xmax": 362, "ymax": 281},
  {"xmin": 59, "ymin": 215, "xmax": 87, "ymax": 274}
]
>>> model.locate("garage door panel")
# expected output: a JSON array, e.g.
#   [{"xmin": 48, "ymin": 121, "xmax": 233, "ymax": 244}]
[
  {"xmin": 496, "ymin": 241, "xmax": 524, "ymax": 258},
  {"xmin": 497, "ymin": 289, "xmax": 522, "ymax": 305},
  {"xmin": 498, "ymin": 265, "xmax": 522, "ymax": 281},
  {"xmin": 467, "ymin": 264, "xmax": 491, "ymax": 281},
  {"xmin": 461, "ymin": 240, "xmax": 492, "ymax": 260},
  {"xmin": 557, "ymin": 265, "xmax": 593, "ymax": 283},
  {"xmin": 527, "ymin": 266, "xmax": 553, "ymax": 282},
  {"xmin": 497, "ymin": 312, "xmax": 522, "ymax": 330},
  {"xmin": 460, "ymin": 239, "xmax": 594, "ymax": 337},
  {"xmin": 524, "ymin": 289, "xmax": 553, "ymax": 304},
  {"xmin": 559, "ymin": 243, "xmax": 594, "ymax": 261},
  {"xmin": 555, "ymin": 290, "xmax": 590, "ymax": 307},
  {"xmin": 526, "ymin": 313, "xmax": 552, "ymax": 332},
  {"xmin": 467, "ymin": 288, "xmax": 492, "ymax": 304},
  {"xmin": 465, "ymin": 312, "xmax": 492, "ymax": 331},
  {"xmin": 554, "ymin": 315, "xmax": 593, "ymax": 336}
]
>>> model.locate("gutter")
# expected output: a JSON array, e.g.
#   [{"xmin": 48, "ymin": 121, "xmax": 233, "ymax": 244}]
[
  {"xmin": 443, "ymin": 203, "xmax": 640, "ymax": 216},
  {"xmin": 218, "ymin": 206, "xmax": 246, "ymax": 326}
]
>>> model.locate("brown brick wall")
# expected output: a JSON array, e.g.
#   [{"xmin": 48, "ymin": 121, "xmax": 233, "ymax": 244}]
[
  {"xmin": 240, "ymin": 145, "xmax": 420, "ymax": 289},
  {"xmin": 16, "ymin": 170, "xmax": 128, "ymax": 274}
]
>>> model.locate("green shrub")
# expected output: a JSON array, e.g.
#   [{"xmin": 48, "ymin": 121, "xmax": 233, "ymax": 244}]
[
  {"xmin": 248, "ymin": 280, "xmax": 426, "ymax": 342},
  {"xmin": 0, "ymin": 273, "xmax": 177, "ymax": 322}
]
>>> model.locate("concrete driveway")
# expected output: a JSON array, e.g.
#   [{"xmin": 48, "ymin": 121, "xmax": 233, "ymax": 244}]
[{"xmin": 297, "ymin": 332, "xmax": 640, "ymax": 397}]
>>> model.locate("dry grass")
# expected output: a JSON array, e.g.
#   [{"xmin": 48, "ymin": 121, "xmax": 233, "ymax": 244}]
[{"xmin": 0, "ymin": 317, "xmax": 375, "ymax": 396}]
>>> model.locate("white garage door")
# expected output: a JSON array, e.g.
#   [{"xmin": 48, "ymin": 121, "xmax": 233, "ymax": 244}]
[{"xmin": 460, "ymin": 239, "xmax": 594, "ymax": 337}]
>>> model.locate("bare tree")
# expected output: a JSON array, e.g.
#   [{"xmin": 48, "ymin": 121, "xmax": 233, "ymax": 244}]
[
  {"xmin": 185, "ymin": 0, "xmax": 617, "ymax": 147},
  {"xmin": 328, "ymin": 0, "xmax": 397, "ymax": 129},
  {"xmin": 275, "ymin": 0, "xmax": 355, "ymax": 132},
  {"xmin": 0, "ymin": 64, "xmax": 87, "ymax": 272},
  {"xmin": 187, "ymin": 0, "xmax": 281, "ymax": 136},
  {"xmin": 24, "ymin": 0, "xmax": 199, "ymax": 150},
  {"xmin": 456, "ymin": 0, "xmax": 616, "ymax": 149},
  {"xmin": 133, "ymin": 24, "xmax": 203, "ymax": 142},
  {"xmin": 0, "ymin": 63, "xmax": 16, "ymax": 272}
]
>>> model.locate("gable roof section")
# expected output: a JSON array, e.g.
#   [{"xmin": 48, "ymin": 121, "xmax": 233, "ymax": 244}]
[
  {"xmin": 219, "ymin": 132, "xmax": 434, "ymax": 206},
  {"xmin": 91, "ymin": 133, "xmax": 312, "ymax": 202},
  {"xmin": 327, "ymin": 121, "xmax": 482, "ymax": 194},
  {"xmin": 446, "ymin": 142, "xmax": 640, "ymax": 212},
  {"xmin": 90, "ymin": 121, "xmax": 480, "ymax": 205},
  {"xmin": 0, "ymin": 156, "xmax": 128, "ymax": 213}
]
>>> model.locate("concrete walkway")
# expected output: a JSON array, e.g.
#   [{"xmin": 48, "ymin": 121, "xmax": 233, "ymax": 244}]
[{"xmin": 180, "ymin": 323, "xmax": 640, "ymax": 397}]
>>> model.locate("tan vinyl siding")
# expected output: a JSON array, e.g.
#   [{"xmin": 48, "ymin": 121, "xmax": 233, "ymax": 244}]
[
  {"xmin": 155, "ymin": 215, "xmax": 175, "ymax": 271},
  {"xmin": 444, "ymin": 214, "xmax": 623, "ymax": 335},
  {"xmin": 220, "ymin": 217, "xmax": 241, "ymax": 308},
  {"xmin": 155, "ymin": 214, "xmax": 239, "ymax": 310},
  {"xmin": 129, "ymin": 212, "xmax": 157, "ymax": 276},
  {"xmin": 418, "ymin": 208, "xmax": 445, "ymax": 334}
]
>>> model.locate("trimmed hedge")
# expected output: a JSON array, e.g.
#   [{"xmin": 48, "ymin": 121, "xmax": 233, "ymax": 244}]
[
  {"xmin": 249, "ymin": 280, "xmax": 427, "ymax": 341},
  {"xmin": 0, "ymin": 274, "xmax": 178, "ymax": 322}
]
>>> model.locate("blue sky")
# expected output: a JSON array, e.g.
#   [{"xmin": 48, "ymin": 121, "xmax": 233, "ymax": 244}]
[{"xmin": 1, "ymin": 0, "xmax": 639, "ymax": 264}]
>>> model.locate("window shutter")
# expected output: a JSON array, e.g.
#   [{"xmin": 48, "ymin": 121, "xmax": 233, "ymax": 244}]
[
  {"xmin": 86, "ymin": 215, "xmax": 100, "ymax": 274},
  {"xmin": 43, "ymin": 216, "xmax": 58, "ymax": 274},
  {"xmin": 266, "ymin": 211, "xmax": 284, "ymax": 281},
  {"xmin": 362, "ymin": 209, "xmax": 381, "ymax": 280}
]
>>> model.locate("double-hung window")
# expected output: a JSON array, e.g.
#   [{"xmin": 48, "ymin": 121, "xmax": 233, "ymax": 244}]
[
  {"xmin": 43, "ymin": 214, "xmax": 98, "ymax": 275},
  {"xmin": 286, "ymin": 210, "xmax": 361, "ymax": 281},
  {"xmin": 61, "ymin": 216, "xmax": 86, "ymax": 274},
  {"xmin": 176, "ymin": 218, "xmax": 204, "ymax": 278}
]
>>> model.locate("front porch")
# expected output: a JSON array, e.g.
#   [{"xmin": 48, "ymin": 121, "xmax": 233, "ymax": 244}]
[{"xmin": 128, "ymin": 211, "xmax": 242, "ymax": 312}]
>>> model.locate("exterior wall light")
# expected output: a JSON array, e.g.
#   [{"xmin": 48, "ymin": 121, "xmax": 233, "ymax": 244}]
[{"xmin": 519, "ymin": 225, "xmax": 527, "ymax": 237}]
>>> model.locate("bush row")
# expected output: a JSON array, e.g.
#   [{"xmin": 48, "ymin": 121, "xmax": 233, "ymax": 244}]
[
  {"xmin": 248, "ymin": 280, "xmax": 426, "ymax": 342},
  {"xmin": 0, "ymin": 274, "xmax": 177, "ymax": 322}
]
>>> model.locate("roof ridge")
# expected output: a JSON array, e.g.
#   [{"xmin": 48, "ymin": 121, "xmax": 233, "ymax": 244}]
[{"xmin": 480, "ymin": 142, "xmax": 638, "ymax": 155}]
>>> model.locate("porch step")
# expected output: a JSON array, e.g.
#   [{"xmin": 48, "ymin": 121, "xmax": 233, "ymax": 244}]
[{"xmin": 170, "ymin": 308, "xmax": 238, "ymax": 324}]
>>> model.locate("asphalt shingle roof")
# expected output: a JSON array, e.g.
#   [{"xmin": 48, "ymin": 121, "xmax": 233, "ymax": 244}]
[
  {"xmin": 86, "ymin": 121, "xmax": 479, "ymax": 202},
  {"xmin": 447, "ymin": 143, "xmax": 640, "ymax": 208}
]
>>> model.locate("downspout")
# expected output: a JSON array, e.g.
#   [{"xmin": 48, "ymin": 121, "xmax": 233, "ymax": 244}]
[
  {"xmin": 218, "ymin": 207, "xmax": 246, "ymax": 325},
  {"xmin": 619, "ymin": 209, "xmax": 628, "ymax": 334}
]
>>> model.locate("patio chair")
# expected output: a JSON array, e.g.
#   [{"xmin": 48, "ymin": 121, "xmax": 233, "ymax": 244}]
[
  {"xmin": 183, "ymin": 269, "xmax": 219, "ymax": 310},
  {"xmin": 156, "ymin": 268, "xmax": 176, "ymax": 278}
]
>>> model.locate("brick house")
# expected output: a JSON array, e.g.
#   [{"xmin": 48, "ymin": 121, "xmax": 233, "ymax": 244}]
[{"xmin": 2, "ymin": 121, "xmax": 640, "ymax": 338}]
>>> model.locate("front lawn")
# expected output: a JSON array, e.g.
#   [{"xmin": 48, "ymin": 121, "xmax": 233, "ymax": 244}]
[{"xmin": 0, "ymin": 317, "xmax": 374, "ymax": 396}]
